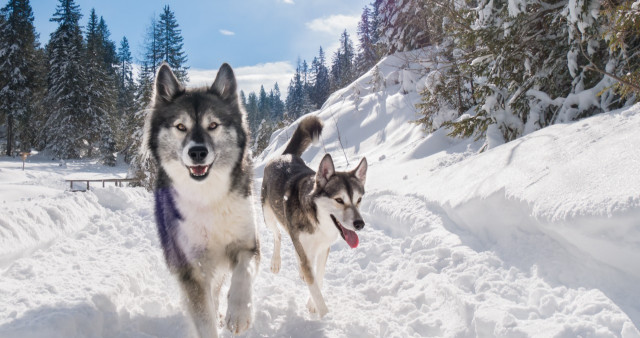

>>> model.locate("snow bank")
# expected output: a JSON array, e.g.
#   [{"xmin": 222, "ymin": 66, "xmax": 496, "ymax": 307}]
[
  {"xmin": 0, "ymin": 192, "xmax": 102, "ymax": 264},
  {"xmin": 407, "ymin": 107, "xmax": 640, "ymax": 279}
]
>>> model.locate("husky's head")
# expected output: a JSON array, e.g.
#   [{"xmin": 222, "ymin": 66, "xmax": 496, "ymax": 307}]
[
  {"xmin": 313, "ymin": 154, "xmax": 368, "ymax": 248},
  {"xmin": 146, "ymin": 63, "xmax": 247, "ymax": 187}
]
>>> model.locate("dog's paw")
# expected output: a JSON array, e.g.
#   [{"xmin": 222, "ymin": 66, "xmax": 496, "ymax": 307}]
[
  {"xmin": 270, "ymin": 255, "xmax": 281, "ymax": 274},
  {"xmin": 306, "ymin": 297, "xmax": 317, "ymax": 314},
  {"xmin": 306, "ymin": 297, "xmax": 328, "ymax": 318},
  {"xmin": 218, "ymin": 311, "xmax": 224, "ymax": 329},
  {"xmin": 299, "ymin": 268, "xmax": 307, "ymax": 283},
  {"xmin": 225, "ymin": 300, "xmax": 253, "ymax": 335}
]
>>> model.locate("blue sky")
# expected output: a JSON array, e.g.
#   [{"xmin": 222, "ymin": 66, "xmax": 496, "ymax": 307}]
[{"xmin": 30, "ymin": 0, "xmax": 369, "ymax": 94}]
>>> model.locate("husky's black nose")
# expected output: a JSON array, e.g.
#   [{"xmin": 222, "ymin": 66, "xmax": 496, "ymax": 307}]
[
  {"xmin": 354, "ymin": 220, "xmax": 365, "ymax": 230},
  {"xmin": 188, "ymin": 146, "xmax": 208, "ymax": 162}
]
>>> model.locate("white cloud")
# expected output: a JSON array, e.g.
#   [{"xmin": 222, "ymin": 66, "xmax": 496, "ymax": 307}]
[
  {"xmin": 187, "ymin": 61, "xmax": 295, "ymax": 94},
  {"xmin": 219, "ymin": 29, "xmax": 235, "ymax": 36},
  {"xmin": 280, "ymin": 0, "xmax": 295, "ymax": 4},
  {"xmin": 302, "ymin": 13, "xmax": 361, "ymax": 64},
  {"xmin": 306, "ymin": 14, "xmax": 359, "ymax": 36}
]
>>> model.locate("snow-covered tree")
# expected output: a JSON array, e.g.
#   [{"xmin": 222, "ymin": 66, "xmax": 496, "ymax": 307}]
[
  {"xmin": 355, "ymin": 6, "xmax": 379, "ymax": 76},
  {"xmin": 414, "ymin": 0, "xmax": 639, "ymax": 147},
  {"xmin": 600, "ymin": 1, "xmax": 640, "ymax": 100},
  {"xmin": 85, "ymin": 9, "xmax": 117, "ymax": 165},
  {"xmin": 97, "ymin": 17, "xmax": 116, "ymax": 66},
  {"xmin": 0, "ymin": 0, "xmax": 40, "ymax": 155},
  {"xmin": 116, "ymin": 36, "xmax": 138, "ymax": 162},
  {"xmin": 370, "ymin": 0, "xmax": 382, "ymax": 48},
  {"xmin": 375, "ymin": 0, "xmax": 435, "ymax": 54},
  {"xmin": 44, "ymin": 0, "xmax": 86, "ymax": 159}
]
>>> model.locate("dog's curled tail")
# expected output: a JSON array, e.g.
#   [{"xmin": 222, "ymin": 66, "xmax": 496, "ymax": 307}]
[{"xmin": 283, "ymin": 116, "xmax": 323, "ymax": 157}]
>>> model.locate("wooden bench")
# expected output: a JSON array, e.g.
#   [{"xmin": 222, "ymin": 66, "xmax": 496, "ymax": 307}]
[{"xmin": 65, "ymin": 178, "xmax": 137, "ymax": 191}]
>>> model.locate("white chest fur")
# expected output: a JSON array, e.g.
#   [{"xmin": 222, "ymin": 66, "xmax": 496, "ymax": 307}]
[{"xmin": 171, "ymin": 169, "xmax": 257, "ymax": 263}]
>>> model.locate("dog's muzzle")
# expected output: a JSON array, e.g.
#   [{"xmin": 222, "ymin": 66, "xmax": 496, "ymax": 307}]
[{"xmin": 185, "ymin": 146, "xmax": 212, "ymax": 181}]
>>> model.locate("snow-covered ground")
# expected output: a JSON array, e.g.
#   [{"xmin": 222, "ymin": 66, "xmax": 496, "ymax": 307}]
[{"xmin": 1, "ymin": 52, "xmax": 639, "ymax": 337}]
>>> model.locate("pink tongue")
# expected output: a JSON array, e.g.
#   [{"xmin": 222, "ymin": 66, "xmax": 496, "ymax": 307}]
[
  {"xmin": 191, "ymin": 166, "xmax": 207, "ymax": 175},
  {"xmin": 342, "ymin": 227, "xmax": 359, "ymax": 248}
]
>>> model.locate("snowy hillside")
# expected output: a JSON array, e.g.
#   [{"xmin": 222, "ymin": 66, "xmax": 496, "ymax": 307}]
[
  {"xmin": 257, "ymin": 51, "xmax": 640, "ymax": 336},
  {"xmin": 1, "ymin": 51, "xmax": 639, "ymax": 337}
]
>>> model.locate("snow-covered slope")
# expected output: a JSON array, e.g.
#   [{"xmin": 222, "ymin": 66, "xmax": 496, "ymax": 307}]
[
  {"xmin": 257, "ymin": 51, "xmax": 640, "ymax": 336},
  {"xmin": 1, "ymin": 51, "xmax": 639, "ymax": 337}
]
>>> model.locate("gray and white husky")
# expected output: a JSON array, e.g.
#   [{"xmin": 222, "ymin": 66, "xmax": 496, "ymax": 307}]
[
  {"xmin": 261, "ymin": 116, "xmax": 367, "ymax": 317},
  {"xmin": 145, "ymin": 63, "xmax": 259, "ymax": 337}
]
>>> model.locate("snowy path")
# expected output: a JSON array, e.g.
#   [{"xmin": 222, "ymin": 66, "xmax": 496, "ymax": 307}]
[{"xmin": 1, "ymin": 165, "xmax": 637, "ymax": 337}]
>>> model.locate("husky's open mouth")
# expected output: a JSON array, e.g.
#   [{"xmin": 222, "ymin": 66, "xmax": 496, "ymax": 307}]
[
  {"xmin": 330, "ymin": 214, "xmax": 359, "ymax": 248},
  {"xmin": 187, "ymin": 165, "xmax": 211, "ymax": 180}
]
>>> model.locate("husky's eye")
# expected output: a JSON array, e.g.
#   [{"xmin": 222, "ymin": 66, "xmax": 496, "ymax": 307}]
[
  {"xmin": 357, "ymin": 197, "xmax": 362, "ymax": 204},
  {"xmin": 208, "ymin": 122, "xmax": 219, "ymax": 131},
  {"xmin": 176, "ymin": 123, "xmax": 187, "ymax": 131},
  {"xmin": 335, "ymin": 198, "xmax": 344, "ymax": 204}
]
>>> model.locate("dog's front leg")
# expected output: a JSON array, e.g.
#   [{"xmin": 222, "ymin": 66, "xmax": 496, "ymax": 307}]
[
  {"xmin": 292, "ymin": 237, "xmax": 329, "ymax": 318},
  {"xmin": 225, "ymin": 248, "xmax": 259, "ymax": 334},
  {"xmin": 179, "ymin": 267, "xmax": 217, "ymax": 338},
  {"xmin": 307, "ymin": 247, "xmax": 330, "ymax": 314}
]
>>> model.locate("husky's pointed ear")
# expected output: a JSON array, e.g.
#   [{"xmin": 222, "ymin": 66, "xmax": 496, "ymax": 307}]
[
  {"xmin": 316, "ymin": 154, "xmax": 335, "ymax": 188},
  {"xmin": 352, "ymin": 157, "xmax": 367, "ymax": 185},
  {"xmin": 210, "ymin": 63, "xmax": 237, "ymax": 101},
  {"xmin": 154, "ymin": 63, "xmax": 184, "ymax": 105}
]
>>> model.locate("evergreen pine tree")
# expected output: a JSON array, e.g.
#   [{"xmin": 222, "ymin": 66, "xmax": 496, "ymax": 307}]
[
  {"xmin": 136, "ymin": 16, "xmax": 161, "ymax": 109},
  {"xmin": 270, "ymin": 83, "xmax": 285, "ymax": 119},
  {"xmin": 85, "ymin": 9, "xmax": 117, "ymax": 165},
  {"xmin": 286, "ymin": 60, "xmax": 306, "ymax": 118},
  {"xmin": 376, "ymin": 0, "xmax": 435, "ymax": 54},
  {"xmin": 157, "ymin": 5, "xmax": 189, "ymax": 82},
  {"xmin": 97, "ymin": 16, "xmax": 116, "ymax": 67},
  {"xmin": 44, "ymin": 0, "xmax": 85, "ymax": 159},
  {"xmin": 258, "ymin": 85, "xmax": 270, "ymax": 121},
  {"xmin": 0, "ymin": 0, "xmax": 40, "ymax": 155},
  {"xmin": 330, "ymin": 30, "xmax": 356, "ymax": 91},
  {"xmin": 301, "ymin": 59, "xmax": 309, "ymax": 86},
  {"xmin": 246, "ymin": 92, "xmax": 259, "ymax": 131},
  {"xmin": 370, "ymin": 0, "xmax": 382, "ymax": 47},
  {"xmin": 240, "ymin": 90, "xmax": 247, "ymax": 109},
  {"xmin": 116, "ymin": 37, "xmax": 134, "ymax": 113},
  {"xmin": 406, "ymin": 0, "xmax": 637, "ymax": 147},
  {"xmin": 116, "ymin": 37, "xmax": 137, "ymax": 162},
  {"xmin": 311, "ymin": 47, "xmax": 330, "ymax": 108},
  {"xmin": 600, "ymin": 1, "xmax": 640, "ymax": 99},
  {"xmin": 355, "ymin": 6, "xmax": 378, "ymax": 77}
]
